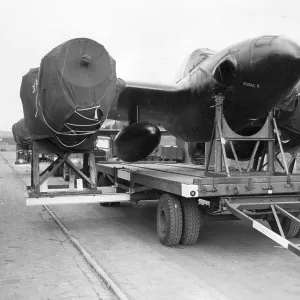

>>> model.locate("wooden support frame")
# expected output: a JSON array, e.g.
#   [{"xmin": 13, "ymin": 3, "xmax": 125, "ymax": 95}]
[{"xmin": 30, "ymin": 140, "xmax": 97, "ymax": 195}]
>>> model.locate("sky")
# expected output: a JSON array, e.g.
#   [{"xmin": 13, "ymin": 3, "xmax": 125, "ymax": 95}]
[{"xmin": 0, "ymin": 0, "xmax": 299, "ymax": 131}]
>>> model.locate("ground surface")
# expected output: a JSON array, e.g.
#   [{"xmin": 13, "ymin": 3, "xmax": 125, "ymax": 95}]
[
  {"xmin": 0, "ymin": 152, "xmax": 114, "ymax": 300},
  {"xmin": 1, "ymin": 151, "xmax": 300, "ymax": 300}
]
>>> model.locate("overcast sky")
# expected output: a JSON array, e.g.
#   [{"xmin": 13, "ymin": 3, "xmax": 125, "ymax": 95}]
[{"xmin": 1, "ymin": 0, "xmax": 299, "ymax": 131}]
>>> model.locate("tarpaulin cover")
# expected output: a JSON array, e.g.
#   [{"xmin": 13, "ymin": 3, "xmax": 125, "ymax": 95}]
[
  {"xmin": 20, "ymin": 68, "xmax": 49, "ymax": 139},
  {"xmin": 20, "ymin": 38, "xmax": 117, "ymax": 151},
  {"xmin": 12, "ymin": 118, "xmax": 32, "ymax": 148}
]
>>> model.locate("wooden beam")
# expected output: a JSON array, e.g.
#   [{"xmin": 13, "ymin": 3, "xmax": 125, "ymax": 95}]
[
  {"xmin": 61, "ymin": 155, "xmax": 95, "ymax": 187},
  {"xmin": 32, "ymin": 143, "xmax": 40, "ymax": 191},
  {"xmin": 34, "ymin": 153, "xmax": 69, "ymax": 192},
  {"xmin": 26, "ymin": 193, "xmax": 130, "ymax": 206},
  {"xmin": 40, "ymin": 156, "xmax": 60, "ymax": 177},
  {"xmin": 89, "ymin": 152, "xmax": 97, "ymax": 188}
]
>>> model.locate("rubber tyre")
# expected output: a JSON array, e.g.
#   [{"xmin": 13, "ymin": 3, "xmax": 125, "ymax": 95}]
[
  {"xmin": 180, "ymin": 198, "xmax": 203, "ymax": 245},
  {"xmin": 98, "ymin": 175, "xmax": 120, "ymax": 207},
  {"xmin": 157, "ymin": 193, "xmax": 183, "ymax": 246},
  {"xmin": 268, "ymin": 214, "xmax": 300, "ymax": 238}
]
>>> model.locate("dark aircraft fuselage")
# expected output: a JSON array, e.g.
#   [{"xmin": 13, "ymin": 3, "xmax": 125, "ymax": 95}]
[{"xmin": 115, "ymin": 36, "xmax": 300, "ymax": 143}]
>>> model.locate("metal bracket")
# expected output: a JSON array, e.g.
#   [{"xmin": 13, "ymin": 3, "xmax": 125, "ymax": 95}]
[
  {"xmin": 262, "ymin": 177, "xmax": 273, "ymax": 192},
  {"xmin": 193, "ymin": 178, "xmax": 218, "ymax": 193},
  {"xmin": 211, "ymin": 177, "xmax": 218, "ymax": 192},
  {"xmin": 285, "ymin": 174, "xmax": 294, "ymax": 189},
  {"xmin": 193, "ymin": 179, "xmax": 207, "ymax": 193}
]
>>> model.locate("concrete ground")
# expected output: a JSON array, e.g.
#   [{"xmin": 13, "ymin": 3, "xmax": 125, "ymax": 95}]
[
  {"xmin": 1, "ymin": 150, "xmax": 300, "ymax": 300},
  {"xmin": 0, "ymin": 152, "xmax": 114, "ymax": 300}
]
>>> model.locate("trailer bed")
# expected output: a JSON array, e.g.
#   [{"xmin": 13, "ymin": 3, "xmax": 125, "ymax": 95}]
[{"xmin": 96, "ymin": 162, "xmax": 300, "ymax": 198}]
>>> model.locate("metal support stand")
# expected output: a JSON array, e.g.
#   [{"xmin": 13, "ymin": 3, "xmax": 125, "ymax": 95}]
[{"xmin": 205, "ymin": 94, "xmax": 289, "ymax": 177}]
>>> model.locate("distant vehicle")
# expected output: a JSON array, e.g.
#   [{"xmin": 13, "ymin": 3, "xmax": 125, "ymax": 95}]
[
  {"xmin": 15, "ymin": 146, "xmax": 32, "ymax": 164},
  {"xmin": 147, "ymin": 145, "xmax": 184, "ymax": 162},
  {"xmin": 94, "ymin": 136, "xmax": 113, "ymax": 162}
]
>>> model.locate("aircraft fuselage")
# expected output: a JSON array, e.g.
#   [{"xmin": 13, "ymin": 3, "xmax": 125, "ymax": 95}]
[{"xmin": 120, "ymin": 36, "xmax": 300, "ymax": 142}]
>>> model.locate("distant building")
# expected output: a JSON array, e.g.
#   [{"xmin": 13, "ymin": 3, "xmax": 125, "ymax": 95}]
[
  {"xmin": 1, "ymin": 137, "xmax": 15, "ymax": 145},
  {"xmin": 0, "ymin": 131, "xmax": 15, "ymax": 145}
]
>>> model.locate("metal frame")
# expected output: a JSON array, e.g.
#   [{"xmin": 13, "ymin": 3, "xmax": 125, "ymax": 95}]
[
  {"xmin": 224, "ymin": 197, "xmax": 300, "ymax": 257},
  {"xmin": 205, "ymin": 94, "xmax": 289, "ymax": 177}
]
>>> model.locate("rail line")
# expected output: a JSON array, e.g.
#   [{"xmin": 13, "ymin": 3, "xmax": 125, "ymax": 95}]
[{"xmin": 1, "ymin": 153, "xmax": 130, "ymax": 300}]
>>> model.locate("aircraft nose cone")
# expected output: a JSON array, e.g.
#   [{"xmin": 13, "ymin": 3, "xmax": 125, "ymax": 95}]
[
  {"xmin": 252, "ymin": 36, "xmax": 300, "ymax": 76},
  {"xmin": 230, "ymin": 36, "xmax": 300, "ymax": 125},
  {"xmin": 272, "ymin": 36, "xmax": 300, "ymax": 73}
]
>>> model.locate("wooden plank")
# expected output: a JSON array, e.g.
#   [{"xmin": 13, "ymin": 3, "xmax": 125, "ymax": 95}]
[
  {"xmin": 35, "ymin": 154, "xmax": 69, "ymax": 191},
  {"xmin": 26, "ymin": 193, "xmax": 131, "ymax": 206},
  {"xmin": 27, "ymin": 186, "xmax": 116, "ymax": 195},
  {"xmin": 48, "ymin": 184, "xmax": 69, "ymax": 189},
  {"xmin": 32, "ymin": 143, "xmax": 40, "ymax": 191},
  {"xmin": 24, "ymin": 186, "xmax": 117, "ymax": 198},
  {"xmin": 45, "ymin": 186, "xmax": 116, "ymax": 193},
  {"xmin": 89, "ymin": 152, "xmax": 97, "ymax": 187},
  {"xmin": 126, "ymin": 164, "xmax": 207, "ymax": 177},
  {"xmin": 40, "ymin": 158, "xmax": 59, "ymax": 177},
  {"xmin": 76, "ymin": 179, "xmax": 83, "ymax": 191},
  {"xmin": 69, "ymin": 175, "xmax": 75, "ymax": 189},
  {"xmin": 83, "ymin": 153, "xmax": 89, "ymax": 175}
]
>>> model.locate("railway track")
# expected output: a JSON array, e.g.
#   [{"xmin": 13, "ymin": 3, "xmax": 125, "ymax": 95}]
[{"xmin": 1, "ymin": 153, "xmax": 130, "ymax": 300}]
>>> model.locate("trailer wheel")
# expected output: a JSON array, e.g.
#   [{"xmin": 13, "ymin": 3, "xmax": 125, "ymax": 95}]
[
  {"xmin": 268, "ymin": 214, "xmax": 300, "ymax": 238},
  {"xmin": 98, "ymin": 175, "xmax": 120, "ymax": 207},
  {"xmin": 157, "ymin": 193, "xmax": 183, "ymax": 246},
  {"xmin": 180, "ymin": 198, "xmax": 203, "ymax": 245}
]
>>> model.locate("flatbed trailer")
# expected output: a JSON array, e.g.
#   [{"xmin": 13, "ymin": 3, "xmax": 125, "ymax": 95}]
[
  {"xmin": 95, "ymin": 161, "xmax": 300, "ymax": 255},
  {"xmin": 25, "ymin": 95, "xmax": 300, "ymax": 257}
]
